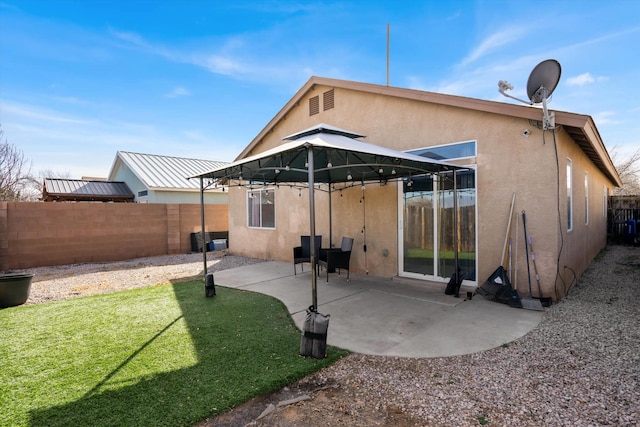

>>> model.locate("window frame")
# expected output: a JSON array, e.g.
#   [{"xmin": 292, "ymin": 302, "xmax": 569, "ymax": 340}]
[
  {"xmin": 407, "ymin": 140, "xmax": 477, "ymax": 162},
  {"xmin": 567, "ymin": 159, "xmax": 573, "ymax": 232},
  {"xmin": 584, "ymin": 172, "xmax": 589, "ymax": 225},
  {"xmin": 247, "ymin": 188, "xmax": 276, "ymax": 229}
]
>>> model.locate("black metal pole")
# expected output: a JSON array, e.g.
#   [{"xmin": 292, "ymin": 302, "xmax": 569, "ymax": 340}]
[
  {"xmin": 453, "ymin": 171, "xmax": 459, "ymax": 282},
  {"xmin": 328, "ymin": 184, "xmax": 332, "ymax": 248},
  {"xmin": 307, "ymin": 147, "xmax": 317, "ymax": 309},
  {"xmin": 200, "ymin": 177, "xmax": 208, "ymax": 281}
]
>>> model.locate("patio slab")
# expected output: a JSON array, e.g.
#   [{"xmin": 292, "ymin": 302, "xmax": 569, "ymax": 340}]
[{"xmin": 214, "ymin": 261, "xmax": 543, "ymax": 358}]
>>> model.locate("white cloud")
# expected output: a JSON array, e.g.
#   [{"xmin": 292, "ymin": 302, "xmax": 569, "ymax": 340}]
[
  {"xmin": 567, "ymin": 73, "xmax": 595, "ymax": 86},
  {"xmin": 1, "ymin": 101, "xmax": 94, "ymax": 124},
  {"xmin": 165, "ymin": 87, "xmax": 191, "ymax": 98},
  {"xmin": 460, "ymin": 27, "xmax": 527, "ymax": 67},
  {"xmin": 593, "ymin": 111, "xmax": 619, "ymax": 125},
  {"xmin": 197, "ymin": 54, "xmax": 247, "ymax": 76}
]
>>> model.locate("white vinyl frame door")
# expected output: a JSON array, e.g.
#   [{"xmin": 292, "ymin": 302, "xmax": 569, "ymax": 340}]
[{"xmin": 397, "ymin": 171, "xmax": 477, "ymax": 285}]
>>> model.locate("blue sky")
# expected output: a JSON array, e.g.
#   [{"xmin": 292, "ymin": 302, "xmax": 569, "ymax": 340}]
[{"xmin": 1, "ymin": 0, "xmax": 639, "ymax": 179}]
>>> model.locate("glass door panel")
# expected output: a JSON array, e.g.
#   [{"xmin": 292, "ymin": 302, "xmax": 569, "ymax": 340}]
[
  {"xmin": 401, "ymin": 170, "xmax": 476, "ymax": 283},
  {"xmin": 403, "ymin": 176, "xmax": 435, "ymax": 276},
  {"xmin": 437, "ymin": 171, "xmax": 476, "ymax": 281}
]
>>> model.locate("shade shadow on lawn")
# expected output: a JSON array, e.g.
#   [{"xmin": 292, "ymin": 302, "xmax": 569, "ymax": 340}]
[{"xmin": 1, "ymin": 281, "xmax": 346, "ymax": 427}]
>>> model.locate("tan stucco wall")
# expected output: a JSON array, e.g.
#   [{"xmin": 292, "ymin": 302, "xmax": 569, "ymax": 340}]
[{"xmin": 229, "ymin": 83, "xmax": 614, "ymax": 301}]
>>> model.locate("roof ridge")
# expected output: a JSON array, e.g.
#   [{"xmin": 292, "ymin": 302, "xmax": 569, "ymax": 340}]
[{"xmin": 117, "ymin": 150, "xmax": 228, "ymax": 163}]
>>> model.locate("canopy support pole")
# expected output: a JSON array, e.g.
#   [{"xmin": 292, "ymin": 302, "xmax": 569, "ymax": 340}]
[
  {"xmin": 328, "ymin": 184, "xmax": 333, "ymax": 248},
  {"xmin": 307, "ymin": 147, "xmax": 318, "ymax": 310},
  {"xmin": 453, "ymin": 171, "xmax": 459, "ymax": 282},
  {"xmin": 200, "ymin": 177, "xmax": 208, "ymax": 281}
]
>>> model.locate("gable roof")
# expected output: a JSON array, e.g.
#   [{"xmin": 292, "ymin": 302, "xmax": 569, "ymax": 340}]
[
  {"xmin": 109, "ymin": 151, "xmax": 229, "ymax": 191},
  {"xmin": 42, "ymin": 178, "xmax": 134, "ymax": 202},
  {"xmin": 238, "ymin": 76, "xmax": 621, "ymax": 187}
]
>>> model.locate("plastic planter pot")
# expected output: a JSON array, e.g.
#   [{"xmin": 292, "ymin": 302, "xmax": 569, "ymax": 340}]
[{"xmin": 0, "ymin": 273, "xmax": 34, "ymax": 308}]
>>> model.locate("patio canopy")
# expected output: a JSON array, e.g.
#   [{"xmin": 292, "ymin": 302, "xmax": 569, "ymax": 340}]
[
  {"xmin": 189, "ymin": 123, "xmax": 464, "ymax": 308},
  {"xmin": 190, "ymin": 123, "xmax": 460, "ymax": 185}
]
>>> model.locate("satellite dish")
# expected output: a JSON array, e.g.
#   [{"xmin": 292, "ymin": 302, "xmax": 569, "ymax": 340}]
[
  {"xmin": 526, "ymin": 59, "xmax": 561, "ymax": 104},
  {"xmin": 498, "ymin": 59, "xmax": 562, "ymax": 130}
]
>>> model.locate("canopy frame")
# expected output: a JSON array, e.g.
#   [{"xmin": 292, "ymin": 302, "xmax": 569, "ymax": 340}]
[{"xmin": 190, "ymin": 124, "xmax": 465, "ymax": 309}]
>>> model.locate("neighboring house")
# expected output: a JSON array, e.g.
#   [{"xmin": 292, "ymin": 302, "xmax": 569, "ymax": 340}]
[
  {"xmin": 223, "ymin": 76, "xmax": 621, "ymax": 302},
  {"xmin": 108, "ymin": 151, "xmax": 228, "ymax": 204},
  {"xmin": 42, "ymin": 178, "xmax": 134, "ymax": 202}
]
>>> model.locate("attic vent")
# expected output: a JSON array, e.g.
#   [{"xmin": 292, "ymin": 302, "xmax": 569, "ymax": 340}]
[
  {"xmin": 309, "ymin": 95, "xmax": 320, "ymax": 116},
  {"xmin": 323, "ymin": 89, "xmax": 334, "ymax": 110}
]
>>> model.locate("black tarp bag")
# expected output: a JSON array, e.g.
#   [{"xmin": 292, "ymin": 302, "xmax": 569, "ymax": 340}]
[
  {"xmin": 444, "ymin": 269, "xmax": 465, "ymax": 297},
  {"xmin": 300, "ymin": 306, "xmax": 330, "ymax": 359},
  {"xmin": 477, "ymin": 266, "xmax": 522, "ymax": 308}
]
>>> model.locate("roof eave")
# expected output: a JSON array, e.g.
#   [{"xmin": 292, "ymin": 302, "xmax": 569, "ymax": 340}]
[{"xmin": 237, "ymin": 76, "xmax": 622, "ymax": 188}]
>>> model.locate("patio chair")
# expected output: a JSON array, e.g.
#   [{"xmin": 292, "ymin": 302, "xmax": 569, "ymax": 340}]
[
  {"xmin": 317, "ymin": 236, "xmax": 354, "ymax": 282},
  {"xmin": 293, "ymin": 235, "xmax": 322, "ymax": 275}
]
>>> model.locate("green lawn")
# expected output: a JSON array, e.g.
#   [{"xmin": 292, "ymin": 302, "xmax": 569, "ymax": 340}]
[
  {"xmin": 406, "ymin": 248, "xmax": 475, "ymax": 260},
  {"xmin": 0, "ymin": 281, "xmax": 348, "ymax": 427}
]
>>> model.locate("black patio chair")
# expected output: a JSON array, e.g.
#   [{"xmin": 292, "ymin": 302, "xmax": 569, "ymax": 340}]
[
  {"xmin": 317, "ymin": 236, "xmax": 354, "ymax": 282},
  {"xmin": 293, "ymin": 235, "xmax": 322, "ymax": 275}
]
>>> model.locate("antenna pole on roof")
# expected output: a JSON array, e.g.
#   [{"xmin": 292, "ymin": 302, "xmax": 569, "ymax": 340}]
[{"xmin": 386, "ymin": 23, "xmax": 390, "ymax": 86}]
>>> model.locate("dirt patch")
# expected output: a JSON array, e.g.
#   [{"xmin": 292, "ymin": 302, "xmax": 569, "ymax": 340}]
[{"xmin": 197, "ymin": 372, "xmax": 421, "ymax": 427}]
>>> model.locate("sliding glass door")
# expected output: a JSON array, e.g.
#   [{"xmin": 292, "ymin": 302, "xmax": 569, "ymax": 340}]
[{"xmin": 401, "ymin": 170, "xmax": 476, "ymax": 283}]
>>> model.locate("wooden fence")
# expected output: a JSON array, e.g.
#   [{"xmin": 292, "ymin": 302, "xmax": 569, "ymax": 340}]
[{"xmin": 608, "ymin": 195, "xmax": 640, "ymax": 243}]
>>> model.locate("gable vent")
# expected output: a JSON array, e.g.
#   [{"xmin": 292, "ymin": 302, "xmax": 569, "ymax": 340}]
[
  {"xmin": 309, "ymin": 95, "xmax": 320, "ymax": 116},
  {"xmin": 323, "ymin": 89, "xmax": 335, "ymax": 110}
]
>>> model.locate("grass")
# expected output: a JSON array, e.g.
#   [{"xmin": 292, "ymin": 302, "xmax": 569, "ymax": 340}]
[
  {"xmin": 0, "ymin": 281, "xmax": 348, "ymax": 427},
  {"xmin": 406, "ymin": 248, "xmax": 475, "ymax": 260}
]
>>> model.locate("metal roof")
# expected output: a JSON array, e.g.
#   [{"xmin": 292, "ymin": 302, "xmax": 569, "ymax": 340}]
[
  {"xmin": 42, "ymin": 179, "xmax": 134, "ymax": 202},
  {"xmin": 112, "ymin": 151, "xmax": 229, "ymax": 190}
]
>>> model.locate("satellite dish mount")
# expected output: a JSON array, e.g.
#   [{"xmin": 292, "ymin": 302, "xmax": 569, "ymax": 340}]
[{"xmin": 498, "ymin": 59, "xmax": 562, "ymax": 131}]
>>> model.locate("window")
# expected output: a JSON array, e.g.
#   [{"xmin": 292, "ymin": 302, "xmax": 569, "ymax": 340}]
[
  {"xmin": 309, "ymin": 95, "xmax": 319, "ymax": 116},
  {"xmin": 567, "ymin": 159, "xmax": 573, "ymax": 231},
  {"xmin": 603, "ymin": 185, "xmax": 608, "ymax": 217},
  {"xmin": 247, "ymin": 189, "xmax": 275, "ymax": 228},
  {"xmin": 409, "ymin": 141, "xmax": 476, "ymax": 161},
  {"xmin": 138, "ymin": 190, "xmax": 148, "ymax": 197},
  {"xmin": 584, "ymin": 172, "xmax": 589, "ymax": 225}
]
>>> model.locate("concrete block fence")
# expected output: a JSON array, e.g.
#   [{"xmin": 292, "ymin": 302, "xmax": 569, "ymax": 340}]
[{"xmin": 0, "ymin": 202, "xmax": 228, "ymax": 270}]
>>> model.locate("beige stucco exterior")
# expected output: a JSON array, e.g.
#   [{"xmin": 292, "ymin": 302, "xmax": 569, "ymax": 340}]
[{"xmin": 225, "ymin": 77, "xmax": 620, "ymax": 302}]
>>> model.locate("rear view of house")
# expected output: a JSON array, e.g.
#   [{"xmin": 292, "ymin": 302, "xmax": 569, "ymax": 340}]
[{"xmin": 214, "ymin": 76, "xmax": 621, "ymax": 302}]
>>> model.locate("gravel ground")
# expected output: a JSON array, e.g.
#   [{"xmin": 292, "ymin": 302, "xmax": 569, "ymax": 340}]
[
  {"xmin": 207, "ymin": 245, "xmax": 640, "ymax": 427},
  {"xmin": 15, "ymin": 245, "xmax": 640, "ymax": 426},
  {"xmin": 17, "ymin": 250, "xmax": 265, "ymax": 305}
]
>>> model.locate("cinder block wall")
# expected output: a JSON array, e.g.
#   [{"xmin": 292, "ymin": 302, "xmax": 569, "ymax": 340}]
[{"xmin": 0, "ymin": 202, "xmax": 229, "ymax": 270}]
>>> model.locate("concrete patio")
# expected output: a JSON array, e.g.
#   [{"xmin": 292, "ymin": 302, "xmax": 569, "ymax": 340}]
[{"xmin": 214, "ymin": 261, "xmax": 543, "ymax": 358}]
